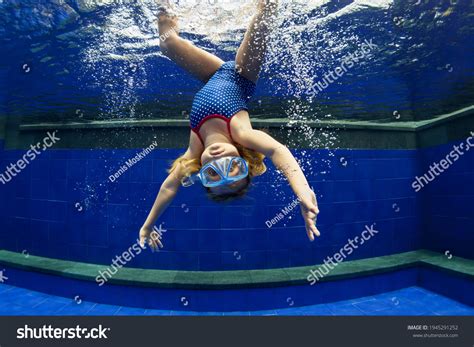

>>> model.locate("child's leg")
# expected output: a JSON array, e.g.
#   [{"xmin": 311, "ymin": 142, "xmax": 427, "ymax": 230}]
[
  {"xmin": 158, "ymin": 7, "xmax": 224, "ymax": 82},
  {"xmin": 235, "ymin": 0, "xmax": 278, "ymax": 83}
]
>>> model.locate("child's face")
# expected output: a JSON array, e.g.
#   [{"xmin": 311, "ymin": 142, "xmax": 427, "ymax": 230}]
[{"xmin": 200, "ymin": 143, "xmax": 249, "ymax": 195}]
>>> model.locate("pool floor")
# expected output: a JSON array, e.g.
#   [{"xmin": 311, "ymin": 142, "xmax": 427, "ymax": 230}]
[{"xmin": 0, "ymin": 283, "xmax": 472, "ymax": 316}]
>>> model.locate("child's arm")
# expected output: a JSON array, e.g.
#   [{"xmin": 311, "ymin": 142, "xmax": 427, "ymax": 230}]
[
  {"xmin": 139, "ymin": 165, "xmax": 182, "ymax": 250},
  {"xmin": 139, "ymin": 133, "xmax": 203, "ymax": 250},
  {"xmin": 232, "ymin": 123, "xmax": 320, "ymax": 241}
]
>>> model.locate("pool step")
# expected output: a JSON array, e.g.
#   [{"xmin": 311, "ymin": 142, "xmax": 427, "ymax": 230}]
[{"xmin": 0, "ymin": 249, "xmax": 472, "ymax": 289}]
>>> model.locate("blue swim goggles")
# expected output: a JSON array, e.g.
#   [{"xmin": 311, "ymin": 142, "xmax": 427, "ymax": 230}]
[{"xmin": 181, "ymin": 156, "xmax": 249, "ymax": 188}]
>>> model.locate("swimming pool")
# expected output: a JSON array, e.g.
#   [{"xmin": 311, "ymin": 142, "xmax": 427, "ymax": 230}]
[{"xmin": 0, "ymin": 0, "xmax": 473, "ymax": 317}]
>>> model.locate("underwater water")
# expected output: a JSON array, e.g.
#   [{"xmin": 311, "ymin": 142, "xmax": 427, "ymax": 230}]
[
  {"xmin": 0, "ymin": 0, "xmax": 473, "ymax": 318},
  {"xmin": 0, "ymin": 0, "xmax": 473, "ymax": 123}
]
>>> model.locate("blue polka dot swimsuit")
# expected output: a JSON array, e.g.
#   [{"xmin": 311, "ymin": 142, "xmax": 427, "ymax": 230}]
[{"xmin": 190, "ymin": 61, "xmax": 256, "ymax": 143}]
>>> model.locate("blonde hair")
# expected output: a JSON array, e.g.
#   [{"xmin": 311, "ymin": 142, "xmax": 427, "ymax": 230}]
[
  {"xmin": 168, "ymin": 143, "xmax": 267, "ymax": 201},
  {"xmin": 234, "ymin": 142, "xmax": 267, "ymax": 177},
  {"xmin": 167, "ymin": 156, "xmax": 200, "ymax": 178}
]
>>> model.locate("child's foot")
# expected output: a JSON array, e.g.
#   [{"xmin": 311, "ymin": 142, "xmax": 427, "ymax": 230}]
[
  {"xmin": 157, "ymin": 1, "xmax": 179, "ymax": 37},
  {"xmin": 156, "ymin": 0, "xmax": 176, "ymax": 17}
]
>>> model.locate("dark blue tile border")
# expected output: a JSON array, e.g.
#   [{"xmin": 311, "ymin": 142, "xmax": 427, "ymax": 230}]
[{"xmin": 1, "ymin": 264, "xmax": 471, "ymax": 312}]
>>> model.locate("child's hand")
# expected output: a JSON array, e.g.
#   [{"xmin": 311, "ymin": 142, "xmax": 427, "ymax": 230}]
[
  {"xmin": 299, "ymin": 189, "xmax": 321, "ymax": 241},
  {"xmin": 139, "ymin": 225, "xmax": 163, "ymax": 252}
]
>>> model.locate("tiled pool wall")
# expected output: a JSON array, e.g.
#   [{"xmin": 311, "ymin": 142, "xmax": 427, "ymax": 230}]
[
  {"xmin": 0, "ymin": 127, "xmax": 472, "ymax": 270},
  {"xmin": 0, "ymin": 140, "xmax": 424, "ymax": 270},
  {"xmin": 419, "ymin": 142, "xmax": 474, "ymax": 260}
]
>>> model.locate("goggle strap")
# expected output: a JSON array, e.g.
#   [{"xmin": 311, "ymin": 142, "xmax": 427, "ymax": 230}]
[{"xmin": 181, "ymin": 174, "xmax": 199, "ymax": 187}]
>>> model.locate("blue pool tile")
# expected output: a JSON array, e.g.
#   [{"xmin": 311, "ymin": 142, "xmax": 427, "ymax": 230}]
[
  {"xmin": 114, "ymin": 307, "xmax": 147, "ymax": 316},
  {"xmin": 56, "ymin": 301, "xmax": 96, "ymax": 315},
  {"xmin": 30, "ymin": 299, "xmax": 70, "ymax": 315},
  {"xmin": 366, "ymin": 308, "xmax": 406, "ymax": 316},
  {"xmin": 168, "ymin": 310, "xmax": 204, "ymax": 316},
  {"xmin": 249, "ymin": 309, "xmax": 279, "ymax": 316},
  {"xmin": 87, "ymin": 304, "xmax": 121, "ymax": 316},
  {"xmin": 222, "ymin": 311, "xmax": 251, "ymax": 316},
  {"xmin": 283, "ymin": 304, "xmax": 334, "ymax": 316},
  {"xmin": 1, "ymin": 287, "xmax": 34, "ymax": 302},
  {"xmin": 14, "ymin": 293, "xmax": 49, "ymax": 308},
  {"xmin": 49, "ymin": 159, "xmax": 68, "ymax": 179},
  {"xmin": 0, "ymin": 282, "xmax": 472, "ymax": 316},
  {"xmin": 0, "ymin": 304, "xmax": 31, "ymax": 315},
  {"xmin": 192, "ymin": 311, "xmax": 225, "ymax": 316},
  {"xmin": 0, "ymin": 284, "xmax": 16, "ymax": 293},
  {"xmin": 351, "ymin": 298, "xmax": 389, "ymax": 312},
  {"xmin": 128, "ymin": 160, "xmax": 153, "ymax": 183},
  {"xmin": 143, "ymin": 309, "xmax": 172, "ymax": 316},
  {"xmin": 39, "ymin": 294, "xmax": 73, "ymax": 306},
  {"xmin": 198, "ymin": 252, "xmax": 222, "ymax": 270},
  {"xmin": 433, "ymin": 306, "xmax": 474, "ymax": 316},
  {"xmin": 326, "ymin": 302, "xmax": 366, "ymax": 316}
]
